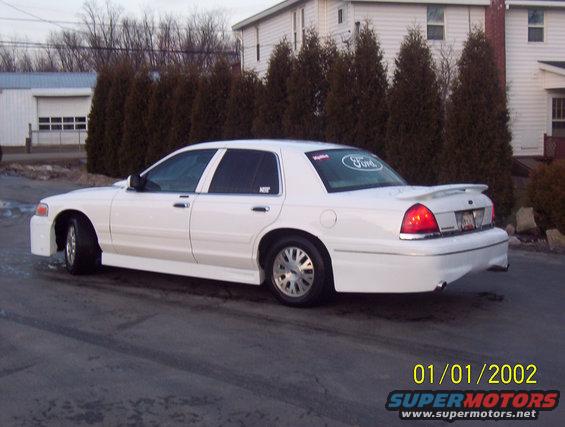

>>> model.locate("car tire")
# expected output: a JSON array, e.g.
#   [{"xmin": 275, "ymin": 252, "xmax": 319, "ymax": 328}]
[
  {"xmin": 265, "ymin": 235, "xmax": 331, "ymax": 307},
  {"xmin": 64, "ymin": 216, "xmax": 101, "ymax": 275}
]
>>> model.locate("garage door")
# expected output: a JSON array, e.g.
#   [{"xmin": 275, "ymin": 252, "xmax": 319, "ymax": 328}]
[{"xmin": 37, "ymin": 96, "xmax": 91, "ymax": 131}]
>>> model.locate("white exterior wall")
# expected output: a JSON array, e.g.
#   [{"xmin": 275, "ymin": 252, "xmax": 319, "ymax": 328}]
[
  {"xmin": 0, "ymin": 89, "xmax": 36, "ymax": 147},
  {"xmin": 241, "ymin": 0, "xmax": 318, "ymax": 75},
  {"xmin": 0, "ymin": 89, "xmax": 92, "ymax": 147},
  {"xmin": 352, "ymin": 3, "xmax": 484, "ymax": 76},
  {"xmin": 505, "ymin": 7, "xmax": 565, "ymax": 156}
]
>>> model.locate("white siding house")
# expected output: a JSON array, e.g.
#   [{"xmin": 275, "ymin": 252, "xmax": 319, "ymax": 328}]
[
  {"xmin": 0, "ymin": 73, "xmax": 96, "ymax": 149},
  {"xmin": 233, "ymin": 0, "xmax": 565, "ymax": 159}
]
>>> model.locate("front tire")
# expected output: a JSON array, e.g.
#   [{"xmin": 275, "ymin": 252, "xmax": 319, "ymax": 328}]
[
  {"xmin": 265, "ymin": 236, "xmax": 331, "ymax": 307},
  {"xmin": 64, "ymin": 216, "xmax": 101, "ymax": 275}
]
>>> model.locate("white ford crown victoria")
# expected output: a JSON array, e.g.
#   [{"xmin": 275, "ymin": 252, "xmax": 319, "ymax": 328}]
[{"xmin": 30, "ymin": 140, "xmax": 509, "ymax": 306}]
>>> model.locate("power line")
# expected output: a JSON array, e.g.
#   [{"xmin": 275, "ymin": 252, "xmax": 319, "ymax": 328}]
[
  {"xmin": 0, "ymin": 15, "xmax": 83, "ymax": 26},
  {"xmin": 0, "ymin": 39, "xmax": 237, "ymax": 56},
  {"xmin": 0, "ymin": 0, "xmax": 73, "ymax": 31}
]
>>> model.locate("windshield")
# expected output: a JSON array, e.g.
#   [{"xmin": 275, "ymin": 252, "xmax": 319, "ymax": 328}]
[{"xmin": 306, "ymin": 149, "xmax": 406, "ymax": 193}]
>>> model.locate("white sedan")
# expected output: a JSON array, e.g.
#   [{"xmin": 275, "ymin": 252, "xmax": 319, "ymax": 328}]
[{"xmin": 30, "ymin": 140, "xmax": 509, "ymax": 306}]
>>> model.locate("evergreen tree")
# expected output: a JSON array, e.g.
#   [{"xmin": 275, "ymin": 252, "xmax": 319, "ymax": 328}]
[
  {"xmin": 85, "ymin": 67, "xmax": 112, "ymax": 174},
  {"xmin": 145, "ymin": 69, "xmax": 179, "ymax": 165},
  {"xmin": 353, "ymin": 24, "xmax": 388, "ymax": 155},
  {"xmin": 385, "ymin": 28, "xmax": 443, "ymax": 185},
  {"xmin": 252, "ymin": 40, "xmax": 293, "ymax": 138},
  {"xmin": 325, "ymin": 50, "xmax": 357, "ymax": 146},
  {"xmin": 440, "ymin": 30, "xmax": 514, "ymax": 218},
  {"xmin": 190, "ymin": 58, "xmax": 232, "ymax": 144},
  {"xmin": 224, "ymin": 70, "xmax": 261, "ymax": 140},
  {"xmin": 284, "ymin": 30, "xmax": 334, "ymax": 140},
  {"xmin": 168, "ymin": 69, "xmax": 199, "ymax": 152},
  {"xmin": 118, "ymin": 68, "xmax": 153, "ymax": 176},
  {"xmin": 103, "ymin": 61, "xmax": 134, "ymax": 177}
]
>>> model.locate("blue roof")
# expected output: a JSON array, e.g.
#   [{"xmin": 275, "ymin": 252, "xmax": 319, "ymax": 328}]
[{"xmin": 0, "ymin": 72, "xmax": 97, "ymax": 89}]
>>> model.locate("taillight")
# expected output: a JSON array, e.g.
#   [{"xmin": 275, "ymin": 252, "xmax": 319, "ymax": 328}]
[
  {"xmin": 35, "ymin": 203, "xmax": 49, "ymax": 217},
  {"xmin": 491, "ymin": 204, "xmax": 495, "ymax": 224},
  {"xmin": 400, "ymin": 203, "xmax": 440, "ymax": 236}
]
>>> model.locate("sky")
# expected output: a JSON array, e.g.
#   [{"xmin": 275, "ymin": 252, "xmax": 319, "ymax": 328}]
[{"xmin": 0, "ymin": 0, "xmax": 279, "ymax": 42}]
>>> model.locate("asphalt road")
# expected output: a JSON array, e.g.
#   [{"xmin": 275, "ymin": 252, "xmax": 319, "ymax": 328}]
[{"xmin": 1, "ymin": 175, "xmax": 564, "ymax": 426}]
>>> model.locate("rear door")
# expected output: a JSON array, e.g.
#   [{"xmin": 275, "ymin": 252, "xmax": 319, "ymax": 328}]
[{"xmin": 190, "ymin": 149, "xmax": 284, "ymax": 270}]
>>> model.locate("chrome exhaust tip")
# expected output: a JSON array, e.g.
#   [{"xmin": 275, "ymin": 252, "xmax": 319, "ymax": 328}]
[
  {"xmin": 488, "ymin": 263, "xmax": 509, "ymax": 272},
  {"xmin": 435, "ymin": 281, "xmax": 447, "ymax": 292}
]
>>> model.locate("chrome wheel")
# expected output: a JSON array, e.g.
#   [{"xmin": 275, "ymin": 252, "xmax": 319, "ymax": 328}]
[
  {"xmin": 272, "ymin": 246, "xmax": 315, "ymax": 297},
  {"xmin": 66, "ymin": 225, "xmax": 76, "ymax": 266}
]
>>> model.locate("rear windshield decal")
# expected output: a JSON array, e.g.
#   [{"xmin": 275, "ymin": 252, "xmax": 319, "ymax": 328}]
[
  {"xmin": 312, "ymin": 153, "xmax": 330, "ymax": 161},
  {"xmin": 341, "ymin": 154, "xmax": 383, "ymax": 171}
]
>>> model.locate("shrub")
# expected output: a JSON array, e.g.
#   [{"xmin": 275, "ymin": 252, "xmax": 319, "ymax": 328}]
[
  {"xmin": 119, "ymin": 68, "xmax": 153, "ymax": 176},
  {"xmin": 284, "ymin": 30, "xmax": 336, "ymax": 140},
  {"xmin": 168, "ymin": 69, "xmax": 200, "ymax": 152},
  {"xmin": 352, "ymin": 24, "xmax": 388, "ymax": 155},
  {"xmin": 103, "ymin": 61, "xmax": 134, "ymax": 177},
  {"xmin": 440, "ymin": 29, "xmax": 514, "ymax": 218},
  {"xmin": 253, "ymin": 41, "xmax": 293, "ymax": 138},
  {"xmin": 224, "ymin": 70, "xmax": 261, "ymax": 140},
  {"xmin": 325, "ymin": 50, "xmax": 357, "ymax": 146},
  {"xmin": 527, "ymin": 160, "xmax": 565, "ymax": 233},
  {"xmin": 145, "ymin": 69, "xmax": 180, "ymax": 165},
  {"xmin": 190, "ymin": 58, "xmax": 232, "ymax": 144},
  {"xmin": 85, "ymin": 67, "xmax": 112, "ymax": 174},
  {"xmin": 385, "ymin": 28, "xmax": 443, "ymax": 185}
]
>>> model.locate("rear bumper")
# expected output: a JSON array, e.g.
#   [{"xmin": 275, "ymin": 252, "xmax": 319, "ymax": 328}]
[
  {"xmin": 331, "ymin": 227, "xmax": 509, "ymax": 293},
  {"xmin": 30, "ymin": 215, "xmax": 57, "ymax": 257}
]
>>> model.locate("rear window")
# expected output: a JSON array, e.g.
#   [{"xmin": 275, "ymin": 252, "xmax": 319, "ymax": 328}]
[{"xmin": 306, "ymin": 149, "xmax": 406, "ymax": 193}]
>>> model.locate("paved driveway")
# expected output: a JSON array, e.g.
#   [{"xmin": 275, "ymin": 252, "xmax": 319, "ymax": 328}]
[{"xmin": 1, "ymin": 175, "xmax": 563, "ymax": 426}]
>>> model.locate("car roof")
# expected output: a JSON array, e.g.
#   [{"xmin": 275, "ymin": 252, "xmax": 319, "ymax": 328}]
[{"xmin": 181, "ymin": 139, "xmax": 349, "ymax": 153}]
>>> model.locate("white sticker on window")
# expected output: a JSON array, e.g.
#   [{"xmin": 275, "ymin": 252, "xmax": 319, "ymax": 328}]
[
  {"xmin": 341, "ymin": 154, "xmax": 383, "ymax": 171},
  {"xmin": 312, "ymin": 154, "xmax": 330, "ymax": 161},
  {"xmin": 259, "ymin": 186, "xmax": 271, "ymax": 193}
]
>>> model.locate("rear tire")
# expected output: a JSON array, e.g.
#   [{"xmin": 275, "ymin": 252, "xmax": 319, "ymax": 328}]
[
  {"xmin": 265, "ymin": 235, "xmax": 331, "ymax": 307},
  {"xmin": 64, "ymin": 216, "xmax": 101, "ymax": 275}
]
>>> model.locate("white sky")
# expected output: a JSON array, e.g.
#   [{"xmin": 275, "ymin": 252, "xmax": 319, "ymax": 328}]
[{"xmin": 0, "ymin": 0, "xmax": 279, "ymax": 42}]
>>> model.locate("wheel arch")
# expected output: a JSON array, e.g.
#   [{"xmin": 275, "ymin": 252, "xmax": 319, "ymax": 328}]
[
  {"xmin": 54, "ymin": 209, "xmax": 99, "ymax": 251},
  {"xmin": 257, "ymin": 228, "xmax": 333, "ymax": 272}
]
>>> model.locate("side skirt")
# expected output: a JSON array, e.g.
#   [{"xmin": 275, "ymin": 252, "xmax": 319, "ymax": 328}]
[{"xmin": 102, "ymin": 253, "xmax": 263, "ymax": 285}]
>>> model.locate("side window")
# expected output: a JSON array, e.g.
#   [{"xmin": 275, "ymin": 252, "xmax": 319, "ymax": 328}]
[
  {"xmin": 209, "ymin": 149, "xmax": 280, "ymax": 195},
  {"xmin": 144, "ymin": 149, "xmax": 216, "ymax": 193}
]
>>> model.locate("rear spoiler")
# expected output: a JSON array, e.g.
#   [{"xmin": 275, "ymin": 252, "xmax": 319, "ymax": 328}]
[{"xmin": 395, "ymin": 184, "xmax": 488, "ymax": 201}]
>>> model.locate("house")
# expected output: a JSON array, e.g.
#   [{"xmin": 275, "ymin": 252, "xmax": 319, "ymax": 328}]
[
  {"xmin": 233, "ymin": 0, "xmax": 565, "ymax": 160},
  {"xmin": 0, "ymin": 72, "xmax": 97, "ymax": 150}
]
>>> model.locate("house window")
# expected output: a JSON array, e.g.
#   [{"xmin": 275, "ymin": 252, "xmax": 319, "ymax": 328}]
[
  {"xmin": 338, "ymin": 8, "xmax": 343, "ymax": 24},
  {"xmin": 38, "ymin": 116, "xmax": 87, "ymax": 131},
  {"xmin": 553, "ymin": 98, "xmax": 565, "ymax": 137},
  {"xmin": 255, "ymin": 27, "xmax": 260, "ymax": 61},
  {"xmin": 427, "ymin": 6, "xmax": 444, "ymax": 41},
  {"xmin": 528, "ymin": 9, "xmax": 544, "ymax": 42},
  {"xmin": 293, "ymin": 11, "xmax": 298, "ymax": 50}
]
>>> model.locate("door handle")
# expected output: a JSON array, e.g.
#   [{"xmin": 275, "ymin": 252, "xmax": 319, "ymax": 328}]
[
  {"xmin": 252, "ymin": 206, "xmax": 270, "ymax": 212},
  {"xmin": 173, "ymin": 202, "xmax": 190, "ymax": 208}
]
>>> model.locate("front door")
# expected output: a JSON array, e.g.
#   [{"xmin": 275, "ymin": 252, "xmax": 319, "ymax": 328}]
[
  {"xmin": 110, "ymin": 149, "xmax": 217, "ymax": 262},
  {"xmin": 190, "ymin": 149, "xmax": 284, "ymax": 270}
]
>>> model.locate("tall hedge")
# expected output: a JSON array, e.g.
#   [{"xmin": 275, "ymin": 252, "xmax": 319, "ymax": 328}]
[
  {"xmin": 168, "ymin": 69, "xmax": 199, "ymax": 152},
  {"xmin": 252, "ymin": 41, "xmax": 293, "ymax": 138},
  {"xmin": 103, "ymin": 61, "xmax": 134, "ymax": 177},
  {"xmin": 385, "ymin": 28, "xmax": 443, "ymax": 185},
  {"xmin": 440, "ymin": 30, "xmax": 514, "ymax": 218},
  {"xmin": 145, "ymin": 69, "xmax": 179, "ymax": 165},
  {"xmin": 85, "ymin": 67, "xmax": 112, "ymax": 174},
  {"xmin": 224, "ymin": 71, "xmax": 261, "ymax": 140},
  {"xmin": 118, "ymin": 68, "xmax": 153, "ymax": 176},
  {"xmin": 284, "ymin": 31, "xmax": 335, "ymax": 140},
  {"xmin": 190, "ymin": 58, "xmax": 232, "ymax": 143},
  {"xmin": 325, "ymin": 50, "xmax": 356, "ymax": 146},
  {"xmin": 353, "ymin": 24, "xmax": 388, "ymax": 155}
]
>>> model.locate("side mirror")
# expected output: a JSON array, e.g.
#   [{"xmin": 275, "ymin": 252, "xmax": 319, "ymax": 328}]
[{"xmin": 127, "ymin": 173, "xmax": 146, "ymax": 191}]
